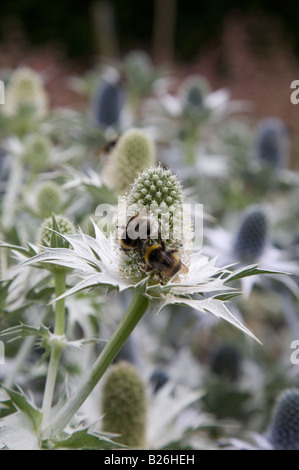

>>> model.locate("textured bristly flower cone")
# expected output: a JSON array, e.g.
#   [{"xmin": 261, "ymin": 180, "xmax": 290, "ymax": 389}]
[
  {"xmin": 38, "ymin": 214, "xmax": 76, "ymax": 248},
  {"xmin": 3, "ymin": 67, "xmax": 48, "ymax": 117},
  {"xmin": 8, "ymin": 163, "xmax": 278, "ymax": 439},
  {"xmin": 116, "ymin": 164, "xmax": 192, "ymax": 285},
  {"xmin": 101, "ymin": 361, "xmax": 147, "ymax": 448},
  {"xmin": 102, "ymin": 128, "xmax": 156, "ymax": 195},
  {"xmin": 268, "ymin": 389, "xmax": 299, "ymax": 450},
  {"xmin": 22, "ymin": 133, "xmax": 51, "ymax": 173},
  {"xmin": 36, "ymin": 182, "xmax": 63, "ymax": 218},
  {"xmin": 233, "ymin": 205, "xmax": 268, "ymax": 264},
  {"xmin": 255, "ymin": 117, "xmax": 290, "ymax": 170},
  {"xmin": 92, "ymin": 77, "xmax": 123, "ymax": 129}
]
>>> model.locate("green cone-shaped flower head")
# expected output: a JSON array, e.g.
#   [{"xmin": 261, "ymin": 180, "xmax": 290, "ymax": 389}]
[
  {"xmin": 38, "ymin": 214, "xmax": 76, "ymax": 248},
  {"xmin": 37, "ymin": 182, "xmax": 62, "ymax": 218},
  {"xmin": 101, "ymin": 361, "xmax": 147, "ymax": 448},
  {"xmin": 3, "ymin": 67, "xmax": 48, "ymax": 117},
  {"xmin": 103, "ymin": 128, "xmax": 156, "ymax": 195},
  {"xmin": 116, "ymin": 166, "xmax": 193, "ymax": 285},
  {"xmin": 23, "ymin": 133, "xmax": 51, "ymax": 173}
]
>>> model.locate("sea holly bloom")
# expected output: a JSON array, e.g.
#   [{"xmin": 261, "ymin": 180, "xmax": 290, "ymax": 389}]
[
  {"xmin": 7, "ymin": 166, "xmax": 287, "ymax": 438},
  {"xmin": 2, "ymin": 67, "xmax": 48, "ymax": 118},
  {"xmin": 205, "ymin": 204, "xmax": 299, "ymax": 296},
  {"xmin": 16, "ymin": 167, "xmax": 275, "ymax": 340}
]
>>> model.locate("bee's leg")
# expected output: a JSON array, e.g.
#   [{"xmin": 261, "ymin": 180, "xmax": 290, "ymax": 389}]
[
  {"xmin": 160, "ymin": 239, "xmax": 166, "ymax": 250},
  {"xmin": 144, "ymin": 264, "xmax": 154, "ymax": 273}
]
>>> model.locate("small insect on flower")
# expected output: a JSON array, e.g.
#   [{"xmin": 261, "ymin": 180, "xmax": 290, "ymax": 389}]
[
  {"xmin": 143, "ymin": 240, "xmax": 189, "ymax": 281},
  {"xmin": 99, "ymin": 136, "xmax": 119, "ymax": 156}
]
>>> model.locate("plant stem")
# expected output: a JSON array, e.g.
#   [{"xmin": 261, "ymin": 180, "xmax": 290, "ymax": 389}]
[
  {"xmin": 44, "ymin": 290, "xmax": 149, "ymax": 438},
  {"xmin": 41, "ymin": 269, "xmax": 66, "ymax": 431},
  {"xmin": 2, "ymin": 153, "xmax": 23, "ymax": 232}
]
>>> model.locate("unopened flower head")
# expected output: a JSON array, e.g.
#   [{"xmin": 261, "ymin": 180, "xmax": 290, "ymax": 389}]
[
  {"xmin": 38, "ymin": 214, "xmax": 76, "ymax": 248},
  {"xmin": 23, "ymin": 133, "xmax": 51, "ymax": 173},
  {"xmin": 102, "ymin": 128, "xmax": 156, "ymax": 195},
  {"xmin": 101, "ymin": 361, "xmax": 147, "ymax": 448},
  {"xmin": 116, "ymin": 166, "xmax": 193, "ymax": 285},
  {"xmin": 3, "ymin": 67, "xmax": 48, "ymax": 117},
  {"xmin": 37, "ymin": 182, "xmax": 62, "ymax": 218}
]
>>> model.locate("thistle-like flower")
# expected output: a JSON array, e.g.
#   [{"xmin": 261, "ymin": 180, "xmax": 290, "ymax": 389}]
[
  {"xmin": 205, "ymin": 204, "xmax": 298, "ymax": 295},
  {"xmin": 38, "ymin": 214, "xmax": 76, "ymax": 248},
  {"xmin": 101, "ymin": 361, "xmax": 147, "ymax": 448},
  {"xmin": 36, "ymin": 182, "xmax": 63, "ymax": 218},
  {"xmin": 3, "ymin": 67, "xmax": 48, "ymax": 117},
  {"xmin": 102, "ymin": 128, "xmax": 156, "ymax": 195},
  {"xmin": 209, "ymin": 343, "xmax": 242, "ymax": 383},
  {"xmin": 255, "ymin": 117, "xmax": 290, "ymax": 171},
  {"xmin": 268, "ymin": 389, "xmax": 299, "ymax": 450},
  {"xmin": 92, "ymin": 77, "xmax": 123, "ymax": 129},
  {"xmin": 23, "ymin": 133, "xmax": 51, "ymax": 173},
  {"xmin": 233, "ymin": 206, "xmax": 268, "ymax": 264},
  {"xmin": 14, "ymin": 167, "xmax": 274, "ymax": 342}
]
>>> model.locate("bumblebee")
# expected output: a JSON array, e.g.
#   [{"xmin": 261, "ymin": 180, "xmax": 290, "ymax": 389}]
[
  {"xmin": 97, "ymin": 136, "xmax": 119, "ymax": 159},
  {"xmin": 119, "ymin": 211, "xmax": 160, "ymax": 252},
  {"xmin": 143, "ymin": 240, "xmax": 189, "ymax": 280}
]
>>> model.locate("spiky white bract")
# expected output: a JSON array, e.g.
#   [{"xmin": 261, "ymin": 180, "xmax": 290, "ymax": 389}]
[{"xmin": 14, "ymin": 221, "xmax": 261, "ymax": 343}]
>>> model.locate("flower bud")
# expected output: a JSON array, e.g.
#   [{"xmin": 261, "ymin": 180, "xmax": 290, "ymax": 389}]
[{"xmin": 101, "ymin": 361, "xmax": 147, "ymax": 448}]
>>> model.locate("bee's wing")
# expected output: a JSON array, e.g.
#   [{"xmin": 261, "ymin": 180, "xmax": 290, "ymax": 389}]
[{"xmin": 179, "ymin": 262, "xmax": 189, "ymax": 274}]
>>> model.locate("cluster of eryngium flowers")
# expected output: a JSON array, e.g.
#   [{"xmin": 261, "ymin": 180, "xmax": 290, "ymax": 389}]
[
  {"xmin": 0, "ymin": 60, "xmax": 297, "ymax": 450},
  {"xmin": 0, "ymin": 162, "xmax": 286, "ymax": 449}
]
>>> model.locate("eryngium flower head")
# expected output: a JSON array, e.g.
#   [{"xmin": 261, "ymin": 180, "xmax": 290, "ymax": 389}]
[
  {"xmin": 233, "ymin": 206, "xmax": 268, "ymax": 263},
  {"xmin": 179, "ymin": 75, "xmax": 211, "ymax": 121},
  {"xmin": 101, "ymin": 361, "xmax": 147, "ymax": 448},
  {"xmin": 23, "ymin": 133, "xmax": 50, "ymax": 173},
  {"xmin": 255, "ymin": 117, "xmax": 289, "ymax": 170},
  {"xmin": 3, "ymin": 67, "xmax": 48, "ymax": 117},
  {"xmin": 37, "ymin": 182, "xmax": 62, "ymax": 218},
  {"xmin": 269, "ymin": 389, "xmax": 299, "ymax": 450},
  {"xmin": 102, "ymin": 128, "xmax": 156, "ymax": 195},
  {"xmin": 123, "ymin": 50, "xmax": 157, "ymax": 98},
  {"xmin": 93, "ymin": 79, "xmax": 123, "ymax": 128},
  {"xmin": 210, "ymin": 344, "xmax": 242, "ymax": 382},
  {"xmin": 18, "ymin": 167, "xmax": 269, "ymax": 342},
  {"xmin": 38, "ymin": 214, "xmax": 76, "ymax": 248},
  {"xmin": 118, "ymin": 165, "xmax": 191, "ymax": 284},
  {"xmin": 150, "ymin": 369, "xmax": 169, "ymax": 394}
]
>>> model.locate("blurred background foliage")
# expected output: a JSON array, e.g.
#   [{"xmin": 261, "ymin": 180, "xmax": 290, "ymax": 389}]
[
  {"xmin": 1, "ymin": 0, "xmax": 299, "ymax": 167},
  {"xmin": 1, "ymin": 0, "xmax": 299, "ymax": 60}
]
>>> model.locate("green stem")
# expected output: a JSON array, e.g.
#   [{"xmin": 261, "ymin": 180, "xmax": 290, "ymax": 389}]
[
  {"xmin": 43, "ymin": 290, "xmax": 149, "ymax": 438},
  {"xmin": 41, "ymin": 269, "xmax": 66, "ymax": 431},
  {"xmin": 2, "ymin": 154, "xmax": 23, "ymax": 232}
]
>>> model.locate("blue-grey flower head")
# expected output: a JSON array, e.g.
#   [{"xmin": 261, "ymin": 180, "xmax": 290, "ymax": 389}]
[
  {"xmin": 210, "ymin": 344, "xmax": 242, "ymax": 382},
  {"xmin": 233, "ymin": 206, "xmax": 268, "ymax": 263},
  {"xmin": 255, "ymin": 117, "xmax": 289, "ymax": 170},
  {"xmin": 269, "ymin": 389, "xmax": 299, "ymax": 450},
  {"xmin": 93, "ymin": 79, "xmax": 123, "ymax": 128}
]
